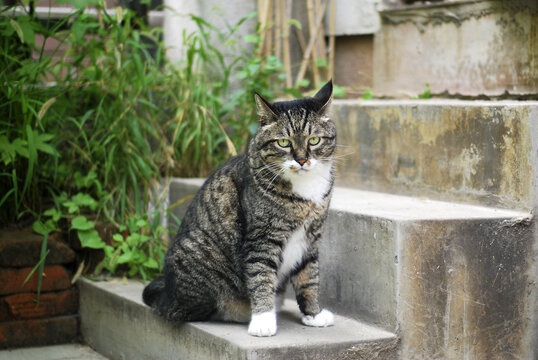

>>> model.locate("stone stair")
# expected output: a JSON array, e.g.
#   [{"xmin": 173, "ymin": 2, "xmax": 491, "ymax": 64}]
[
  {"xmin": 79, "ymin": 173, "xmax": 535, "ymax": 359},
  {"xmin": 77, "ymin": 1, "xmax": 537, "ymax": 358},
  {"xmin": 78, "ymin": 90, "xmax": 538, "ymax": 360},
  {"xmin": 79, "ymin": 278, "xmax": 398, "ymax": 360}
]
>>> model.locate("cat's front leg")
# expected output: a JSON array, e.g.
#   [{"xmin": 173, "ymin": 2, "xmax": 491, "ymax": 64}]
[
  {"xmin": 244, "ymin": 245, "xmax": 280, "ymax": 336},
  {"xmin": 290, "ymin": 251, "xmax": 334, "ymax": 327}
]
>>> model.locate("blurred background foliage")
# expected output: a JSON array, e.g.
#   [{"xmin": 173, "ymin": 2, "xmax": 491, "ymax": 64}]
[
  {"xmin": 0, "ymin": 0, "xmax": 288, "ymax": 279},
  {"xmin": 0, "ymin": 0, "xmax": 339, "ymax": 280}
]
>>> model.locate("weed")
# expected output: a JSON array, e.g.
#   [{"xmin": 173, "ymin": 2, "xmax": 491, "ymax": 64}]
[
  {"xmin": 416, "ymin": 83, "xmax": 432, "ymax": 99},
  {"xmin": 0, "ymin": 1, "xmax": 287, "ymax": 281}
]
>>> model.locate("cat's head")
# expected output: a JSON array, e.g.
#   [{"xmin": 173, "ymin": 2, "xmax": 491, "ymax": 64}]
[{"xmin": 249, "ymin": 80, "xmax": 336, "ymax": 180}]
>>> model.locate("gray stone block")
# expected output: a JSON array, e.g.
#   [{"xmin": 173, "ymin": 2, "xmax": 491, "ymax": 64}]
[
  {"xmin": 163, "ymin": 179, "xmax": 536, "ymax": 359},
  {"xmin": 373, "ymin": 1, "xmax": 538, "ymax": 97},
  {"xmin": 330, "ymin": 100, "xmax": 538, "ymax": 210},
  {"xmin": 78, "ymin": 279, "xmax": 398, "ymax": 360}
]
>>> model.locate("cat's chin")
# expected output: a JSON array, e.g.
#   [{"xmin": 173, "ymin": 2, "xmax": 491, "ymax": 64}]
[{"xmin": 291, "ymin": 168, "xmax": 310, "ymax": 175}]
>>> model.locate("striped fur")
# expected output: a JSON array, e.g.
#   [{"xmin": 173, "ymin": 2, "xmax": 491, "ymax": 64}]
[{"xmin": 143, "ymin": 81, "xmax": 336, "ymax": 336}]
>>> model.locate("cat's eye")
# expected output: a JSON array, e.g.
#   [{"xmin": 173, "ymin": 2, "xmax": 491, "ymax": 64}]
[
  {"xmin": 277, "ymin": 139, "xmax": 291, "ymax": 147},
  {"xmin": 308, "ymin": 137, "xmax": 321, "ymax": 146}
]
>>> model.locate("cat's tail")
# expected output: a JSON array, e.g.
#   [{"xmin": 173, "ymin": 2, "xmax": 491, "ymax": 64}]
[{"xmin": 142, "ymin": 275, "xmax": 165, "ymax": 307}]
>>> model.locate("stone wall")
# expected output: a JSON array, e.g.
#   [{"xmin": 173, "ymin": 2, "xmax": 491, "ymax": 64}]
[{"xmin": 0, "ymin": 230, "xmax": 78, "ymax": 349}]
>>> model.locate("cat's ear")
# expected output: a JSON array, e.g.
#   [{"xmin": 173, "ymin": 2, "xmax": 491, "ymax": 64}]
[
  {"xmin": 254, "ymin": 92, "xmax": 278, "ymax": 126},
  {"xmin": 313, "ymin": 79, "xmax": 333, "ymax": 114}
]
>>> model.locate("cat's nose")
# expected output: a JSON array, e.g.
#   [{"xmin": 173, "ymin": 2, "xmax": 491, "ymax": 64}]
[{"xmin": 296, "ymin": 159, "xmax": 307, "ymax": 166}]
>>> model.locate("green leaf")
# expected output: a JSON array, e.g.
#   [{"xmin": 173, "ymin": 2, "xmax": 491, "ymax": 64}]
[
  {"xmin": 0, "ymin": 189, "xmax": 15, "ymax": 209},
  {"xmin": 283, "ymin": 88, "xmax": 302, "ymax": 98},
  {"xmin": 143, "ymin": 258, "xmax": 159, "ymax": 269},
  {"xmin": 296, "ymin": 79, "xmax": 310, "ymax": 88},
  {"xmin": 34, "ymin": 131, "xmax": 58, "ymax": 156},
  {"xmin": 43, "ymin": 208, "xmax": 61, "ymax": 222},
  {"xmin": 12, "ymin": 138, "xmax": 29, "ymax": 158},
  {"xmin": 62, "ymin": 200, "xmax": 79, "ymax": 214},
  {"xmin": 333, "ymin": 85, "xmax": 346, "ymax": 98},
  {"xmin": 33, "ymin": 220, "xmax": 55, "ymax": 236},
  {"xmin": 78, "ymin": 229, "xmax": 105, "ymax": 249},
  {"xmin": 243, "ymin": 34, "xmax": 261, "ymax": 44},
  {"xmin": 362, "ymin": 89, "xmax": 373, "ymax": 100},
  {"xmin": 128, "ymin": 265, "xmax": 139, "ymax": 277},
  {"xmin": 0, "ymin": 136, "xmax": 15, "ymax": 165},
  {"xmin": 135, "ymin": 219, "xmax": 147, "ymax": 229},
  {"xmin": 235, "ymin": 70, "xmax": 248, "ymax": 80},
  {"xmin": 287, "ymin": 19, "xmax": 302, "ymax": 30},
  {"xmin": 56, "ymin": 0, "xmax": 100, "ymax": 9},
  {"xmin": 103, "ymin": 245, "xmax": 115, "ymax": 257},
  {"xmin": 126, "ymin": 234, "xmax": 139, "ymax": 247},
  {"xmin": 316, "ymin": 58, "xmax": 328, "ymax": 68},
  {"xmin": 117, "ymin": 251, "xmax": 134, "ymax": 264},
  {"xmin": 72, "ymin": 21, "xmax": 86, "ymax": 43},
  {"xmin": 112, "ymin": 234, "xmax": 124, "ymax": 242},
  {"xmin": 71, "ymin": 215, "xmax": 95, "ymax": 231},
  {"xmin": 418, "ymin": 89, "xmax": 432, "ymax": 99},
  {"xmin": 64, "ymin": 193, "xmax": 98, "ymax": 212},
  {"xmin": 9, "ymin": 19, "xmax": 24, "ymax": 43},
  {"xmin": 17, "ymin": 17, "xmax": 35, "ymax": 46}
]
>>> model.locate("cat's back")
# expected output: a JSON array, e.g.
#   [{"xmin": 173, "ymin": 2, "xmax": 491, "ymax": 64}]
[{"xmin": 177, "ymin": 154, "xmax": 247, "ymax": 237}]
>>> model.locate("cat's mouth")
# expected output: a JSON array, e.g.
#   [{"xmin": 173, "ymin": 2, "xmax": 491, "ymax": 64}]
[{"xmin": 289, "ymin": 166, "xmax": 310, "ymax": 174}]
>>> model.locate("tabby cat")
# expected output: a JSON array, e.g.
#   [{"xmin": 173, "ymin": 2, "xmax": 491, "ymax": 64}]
[{"xmin": 143, "ymin": 80, "xmax": 336, "ymax": 337}]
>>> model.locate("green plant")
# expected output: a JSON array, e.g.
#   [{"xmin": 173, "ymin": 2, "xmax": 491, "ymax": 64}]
[
  {"xmin": 1, "ymin": 1, "xmax": 289, "ymax": 281},
  {"xmin": 416, "ymin": 83, "xmax": 432, "ymax": 99},
  {"xmin": 98, "ymin": 211, "xmax": 167, "ymax": 280},
  {"xmin": 362, "ymin": 89, "xmax": 373, "ymax": 100}
]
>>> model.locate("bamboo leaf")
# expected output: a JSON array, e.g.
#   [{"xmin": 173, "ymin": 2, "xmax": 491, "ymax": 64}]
[{"xmin": 10, "ymin": 19, "xmax": 24, "ymax": 43}]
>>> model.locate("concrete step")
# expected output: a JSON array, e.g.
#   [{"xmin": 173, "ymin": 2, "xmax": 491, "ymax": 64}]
[
  {"xmin": 78, "ymin": 279, "xmax": 398, "ymax": 360},
  {"xmin": 0, "ymin": 344, "xmax": 109, "ymax": 360},
  {"xmin": 331, "ymin": 99, "xmax": 538, "ymax": 210},
  {"xmin": 321, "ymin": 187, "xmax": 535, "ymax": 359},
  {"xmin": 167, "ymin": 179, "xmax": 537, "ymax": 359},
  {"xmin": 374, "ymin": 1, "xmax": 538, "ymax": 97}
]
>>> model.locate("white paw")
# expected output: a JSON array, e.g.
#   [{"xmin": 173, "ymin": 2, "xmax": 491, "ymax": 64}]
[
  {"xmin": 301, "ymin": 309, "xmax": 334, "ymax": 327},
  {"xmin": 248, "ymin": 310, "xmax": 277, "ymax": 337}
]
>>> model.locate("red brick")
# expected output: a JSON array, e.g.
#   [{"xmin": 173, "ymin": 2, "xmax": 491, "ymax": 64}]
[
  {"xmin": 0, "ymin": 289, "xmax": 78, "ymax": 321},
  {"xmin": 0, "ymin": 266, "xmax": 71, "ymax": 296},
  {"xmin": 0, "ymin": 315, "xmax": 78, "ymax": 349},
  {"xmin": 0, "ymin": 230, "xmax": 75, "ymax": 267}
]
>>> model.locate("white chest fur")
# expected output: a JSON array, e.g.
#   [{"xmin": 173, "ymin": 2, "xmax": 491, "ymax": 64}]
[
  {"xmin": 277, "ymin": 225, "xmax": 308, "ymax": 284},
  {"xmin": 283, "ymin": 160, "xmax": 332, "ymax": 206}
]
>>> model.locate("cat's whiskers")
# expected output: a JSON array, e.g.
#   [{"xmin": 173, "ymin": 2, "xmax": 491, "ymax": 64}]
[
  {"xmin": 253, "ymin": 162, "xmax": 283, "ymax": 180},
  {"xmin": 254, "ymin": 162, "xmax": 281, "ymax": 175},
  {"xmin": 325, "ymin": 151, "xmax": 355, "ymax": 160},
  {"xmin": 262, "ymin": 167, "xmax": 286, "ymax": 197}
]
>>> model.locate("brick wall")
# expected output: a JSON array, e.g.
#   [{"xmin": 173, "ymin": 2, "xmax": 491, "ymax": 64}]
[{"xmin": 0, "ymin": 230, "xmax": 78, "ymax": 349}]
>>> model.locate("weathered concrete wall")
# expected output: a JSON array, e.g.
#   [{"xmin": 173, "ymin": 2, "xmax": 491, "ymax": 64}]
[
  {"xmin": 324, "ymin": 0, "xmax": 381, "ymax": 36},
  {"xmin": 331, "ymin": 100, "xmax": 537, "ymax": 211},
  {"xmin": 333, "ymin": 35, "xmax": 374, "ymax": 92},
  {"xmin": 398, "ymin": 217, "xmax": 535, "ymax": 359},
  {"xmin": 320, "ymin": 208, "xmax": 398, "ymax": 329},
  {"xmin": 527, "ymin": 106, "xmax": 538, "ymax": 360},
  {"xmin": 373, "ymin": 1, "xmax": 538, "ymax": 97},
  {"xmin": 163, "ymin": 0, "xmax": 256, "ymax": 64}
]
